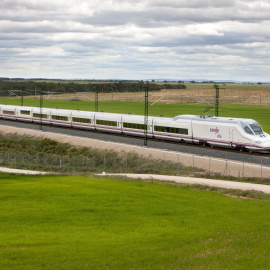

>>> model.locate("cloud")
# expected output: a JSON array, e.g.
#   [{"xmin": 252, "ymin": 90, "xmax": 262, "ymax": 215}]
[{"xmin": 0, "ymin": 0, "xmax": 269, "ymax": 81}]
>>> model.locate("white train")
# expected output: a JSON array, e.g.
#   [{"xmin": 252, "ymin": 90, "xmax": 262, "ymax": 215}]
[{"xmin": 1, "ymin": 104, "xmax": 270, "ymax": 152}]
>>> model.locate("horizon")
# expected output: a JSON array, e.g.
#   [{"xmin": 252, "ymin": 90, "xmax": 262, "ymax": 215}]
[{"xmin": 0, "ymin": 77, "xmax": 269, "ymax": 84}]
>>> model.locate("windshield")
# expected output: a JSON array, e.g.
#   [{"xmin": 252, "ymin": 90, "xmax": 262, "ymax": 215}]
[
  {"xmin": 240, "ymin": 121, "xmax": 254, "ymax": 135},
  {"xmin": 249, "ymin": 122, "xmax": 263, "ymax": 135}
]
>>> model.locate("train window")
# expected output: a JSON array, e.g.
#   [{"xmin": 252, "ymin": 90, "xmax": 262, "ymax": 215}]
[
  {"xmin": 3, "ymin": 110, "xmax": 15, "ymax": 115},
  {"xmin": 250, "ymin": 123, "xmax": 263, "ymax": 135},
  {"xmin": 123, "ymin": 122, "xmax": 145, "ymax": 130},
  {"xmin": 20, "ymin": 110, "xmax": 30, "ymax": 115},
  {"xmin": 52, "ymin": 115, "xmax": 68, "ymax": 121},
  {"xmin": 96, "ymin": 120, "xmax": 117, "ymax": 127},
  {"xmin": 244, "ymin": 125, "xmax": 253, "ymax": 135},
  {"xmin": 155, "ymin": 126, "xmax": 166, "ymax": 132},
  {"xmin": 240, "ymin": 121, "xmax": 254, "ymax": 135},
  {"xmin": 33, "ymin": 113, "xmax": 48, "ymax": 119},
  {"xmin": 72, "ymin": 117, "xmax": 91, "ymax": 124},
  {"xmin": 154, "ymin": 125, "xmax": 188, "ymax": 135}
]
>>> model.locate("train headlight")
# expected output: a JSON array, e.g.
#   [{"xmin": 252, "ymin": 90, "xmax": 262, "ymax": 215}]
[{"xmin": 255, "ymin": 141, "xmax": 262, "ymax": 144}]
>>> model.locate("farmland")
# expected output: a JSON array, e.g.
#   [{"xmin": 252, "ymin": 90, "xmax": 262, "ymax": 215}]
[{"xmin": 0, "ymin": 174, "xmax": 269, "ymax": 270}]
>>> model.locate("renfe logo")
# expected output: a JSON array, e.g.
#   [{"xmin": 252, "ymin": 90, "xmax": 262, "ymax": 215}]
[{"xmin": 210, "ymin": 127, "xmax": 219, "ymax": 134}]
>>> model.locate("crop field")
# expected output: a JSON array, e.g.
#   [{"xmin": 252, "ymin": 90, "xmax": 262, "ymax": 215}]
[
  {"xmin": 0, "ymin": 174, "xmax": 270, "ymax": 270},
  {"xmin": 7, "ymin": 82, "xmax": 270, "ymax": 105},
  {"xmin": 1, "ymin": 97, "xmax": 270, "ymax": 133}
]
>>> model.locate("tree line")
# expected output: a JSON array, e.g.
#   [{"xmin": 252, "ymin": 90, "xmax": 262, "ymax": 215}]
[{"xmin": 0, "ymin": 81, "xmax": 186, "ymax": 95}]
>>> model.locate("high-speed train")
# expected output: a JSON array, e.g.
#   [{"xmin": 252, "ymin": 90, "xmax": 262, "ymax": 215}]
[{"xmin": 0, "ymin": 104, "xmax": 270, "ymax": 153}]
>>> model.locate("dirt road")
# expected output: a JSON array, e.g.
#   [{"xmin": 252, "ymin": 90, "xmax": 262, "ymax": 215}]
[{"xmin": 100, "ymin": 173, "xmax": 270, "ymax": 194}]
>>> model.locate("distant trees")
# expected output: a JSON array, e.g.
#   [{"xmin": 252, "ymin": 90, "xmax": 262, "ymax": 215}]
[
  {"xmin": 162, "ymin": 84, "xmax": 186, "ymax": 89},
  {"xmin": 0, "ymin": 81, "xmax": 186, "ymax": 95}
]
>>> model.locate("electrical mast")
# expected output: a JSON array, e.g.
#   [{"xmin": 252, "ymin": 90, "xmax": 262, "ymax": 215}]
[{"xmin": 144, "ymin": 83, "xmax": 149, "ymax": 146}]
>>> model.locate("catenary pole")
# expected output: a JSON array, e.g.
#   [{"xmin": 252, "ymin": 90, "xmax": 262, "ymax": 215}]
[
  {"xmin": 215, "ymin": 86, "xmax": 219, "ymax": 117},
  {"xmin": 144, "ymin": 83, "xmax": 149, "ymax": 146},
  {"xmin": 21, "ymin": 86, "xmax": 24, "ymax": 106},
  {"xmin": 39, "ymin": 87, "xmax": 43, "ymax": 130},
  {"xmin": 95, "ymin": 86, "xmax": 99, "ymax": 112}
]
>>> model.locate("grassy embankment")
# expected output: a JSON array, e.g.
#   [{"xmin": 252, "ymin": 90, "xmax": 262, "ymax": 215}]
[
  {"xmin": 0, "ymin": 97, "xmax": 269, "ymax": 133},
  {"xmin": 0, "ymin": 133, "xmax": 190, "ymax": 175},
  {"xmin": 0, "ymin": 174, "xmax": 269, "ymax": 270},
  {"xmin": 1, "ymin": 133, "xmax": 270, "ymax": 186}
]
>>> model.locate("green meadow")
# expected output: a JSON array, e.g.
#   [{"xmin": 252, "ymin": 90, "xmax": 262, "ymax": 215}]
[
  {"xmin": 0, "ymin": 97, "xmax": 270, "ymax": 133},
  {"xmin": 0, "ymin": 174, "xmax": 270, "ymax": 270}
]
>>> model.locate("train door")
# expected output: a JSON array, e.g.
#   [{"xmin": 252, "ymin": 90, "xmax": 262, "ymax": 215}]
[
  {"xmin": 94, "ymin": 114, "xmax": 96, "ymax": 129},
  {"xmin": 231, "ymin": 126, "xmax": 244, "ymax": 149},
  {"xmin": 120, "ymin": 116, "xmax": 123, "ymax": 133},
  {"xmin": 230, "ymin": 127, "xmax": 234, "ymax": 146},
  {"xmin": 190, "ymin": 120, "xmax": 194, "ymax": 142}
]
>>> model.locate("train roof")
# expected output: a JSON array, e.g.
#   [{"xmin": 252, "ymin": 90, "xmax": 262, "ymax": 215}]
[{"xmin": 173, "ymin": 114, "xmax": 256, "ymax": 124}]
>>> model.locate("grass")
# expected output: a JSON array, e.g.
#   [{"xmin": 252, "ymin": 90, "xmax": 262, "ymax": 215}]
[
  {"xmin": 1, "ymin": 97, "xmax": 270, "ymax": 133},
  {"xmin": 0, "ymin": 173, "xmax": 270, "ymax": 269}
]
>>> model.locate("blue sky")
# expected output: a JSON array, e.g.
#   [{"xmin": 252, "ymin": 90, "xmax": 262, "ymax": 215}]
[{"xmin": 1, "ymin": 0, "xmax": 270, "ymax": 81}]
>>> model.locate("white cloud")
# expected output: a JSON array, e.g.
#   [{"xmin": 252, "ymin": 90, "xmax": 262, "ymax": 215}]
[
  {"xmin": 18, "ymin": 46, "xmax": 67, "ymax": 56},
  {"xmin": 0, "ymin": 0, "xmax": 269, "ymax": 81}
]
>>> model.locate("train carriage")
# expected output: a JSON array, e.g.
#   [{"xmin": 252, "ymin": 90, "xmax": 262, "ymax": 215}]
[
  {"xmin": 121, "ymin": 114, "xmax": 153, "ymax": 137},
  {"xmin": 50, "ymin": 108, "xmax": 72, "ymax": 127},
  {"xmin": 0, "ymin": 105, "xmax": 17, "ymax": 120},
  {"xmin": 32, "ymin": 107, "xmax": 51, "ymax": 124},
  {"xmin": 177, "ymin": 115, "xmax": 270, "ymax": 152},
  {"xmin": 153, "ymin": 116, "xmax": 192, "ymax": 143},
  {"xmin": 71, "ymin": 110, "xmax": 95, "ymax": 130},
  {"xmin": 94, "ymin": 112, "xmax": 122, "ymax": 134},
  {"xmin": 185, "ymin": 115, "xmax": 237, "ymax": 147},
  {"xmin": 17, "ymin": 106, "xmax": 33, "ymax": 122}
]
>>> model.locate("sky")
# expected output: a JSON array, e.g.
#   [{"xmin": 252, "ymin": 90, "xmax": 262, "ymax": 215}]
[{"xmin": 1, "ymin": 0, "xmax": 270, "ymax": 81}]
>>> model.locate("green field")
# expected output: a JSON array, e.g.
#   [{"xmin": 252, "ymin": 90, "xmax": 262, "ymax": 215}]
[
  {"xmin": 1, "ymin": 97, "xmax": 270, "ymax": 133},
  {"xmin": 0, "ymin": 174, "xmax": 269, "ymax": 269}
]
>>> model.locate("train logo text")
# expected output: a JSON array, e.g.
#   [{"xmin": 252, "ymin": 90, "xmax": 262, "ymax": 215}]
[{"xmin": 210, "ymin": 127, "xmax": 219, "ymax": 134}]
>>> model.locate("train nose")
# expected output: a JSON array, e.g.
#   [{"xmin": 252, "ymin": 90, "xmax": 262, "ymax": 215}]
[{"xmin": 261, "ymin": 140, "xmax": 270, "ymax": 151}]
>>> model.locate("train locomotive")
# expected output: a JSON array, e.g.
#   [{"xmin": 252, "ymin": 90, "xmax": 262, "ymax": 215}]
[{"xmin": 0, "ymin": 104, "xmax": 270, "ymax": 153}]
